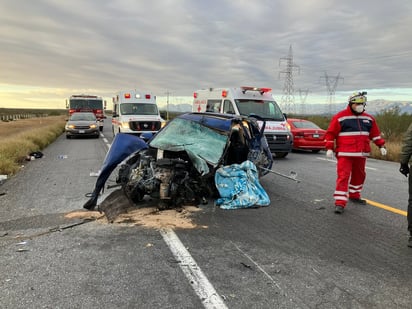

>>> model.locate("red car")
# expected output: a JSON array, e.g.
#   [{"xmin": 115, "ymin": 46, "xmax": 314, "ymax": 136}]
[{"xmin": 287, "ymin": 118, "xmax": 326, "ymax": 153}]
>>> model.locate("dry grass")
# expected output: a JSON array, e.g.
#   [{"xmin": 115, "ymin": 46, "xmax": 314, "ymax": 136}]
[
  {"xmin": 0, "ymin": 116, "xmax": 66, "ymax": 175},
  {"xmin": 370, "ymin": 140, "xmax": 401, "ymax": 162}
]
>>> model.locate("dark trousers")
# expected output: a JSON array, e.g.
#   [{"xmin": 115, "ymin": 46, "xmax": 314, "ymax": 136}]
[{"xmin": 408, "ymin": 173, "xmax": 412, "ymax": 234}]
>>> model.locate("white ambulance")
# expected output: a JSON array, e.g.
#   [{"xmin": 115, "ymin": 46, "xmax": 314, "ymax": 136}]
[
  {"xmin": 112, "ymin": 90, "xmax": 165, "ymax": 137},
  {"xmin": 193, "ymin": 86, "xmax": 293, "ymax": 158}
]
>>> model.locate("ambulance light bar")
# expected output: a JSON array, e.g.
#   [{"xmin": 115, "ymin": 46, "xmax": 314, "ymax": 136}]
[
  {"xmin": 123, "ymin": 93, "xmax": 151, "ymax": 100},
  {"xmin": 241, "ymin": 86, "xmax": 272, "ymax": 95}
]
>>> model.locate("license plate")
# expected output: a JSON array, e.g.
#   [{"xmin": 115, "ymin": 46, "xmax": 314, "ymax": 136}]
[
  {"xmin": 79, "ymin": 130, "xmax": 85, "ymax": 133},
  {"xmin": 313, "ymin": 134, "xmax": 319, "ymax": 138}
]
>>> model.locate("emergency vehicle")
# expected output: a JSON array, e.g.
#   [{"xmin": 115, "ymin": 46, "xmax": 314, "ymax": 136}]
[
  {"xmin": 193, "ymin": 86, "xmax": 293, "ymax": 157},
  {"xmin": 112, "ymin": 89, "xmax": 165, "ymax": 137},
  {"xmin": 66, "ymin": 94, "xmax": 106, "ymax": 131}
]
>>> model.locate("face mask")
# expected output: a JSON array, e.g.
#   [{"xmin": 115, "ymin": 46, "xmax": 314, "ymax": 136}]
[{"xmin": 354, "ymin": 104, "xmax": 364, "ymax": 113}]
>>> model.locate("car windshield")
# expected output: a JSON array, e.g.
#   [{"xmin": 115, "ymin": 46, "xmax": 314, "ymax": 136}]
[
  {"xmin": 292, "ymin": 121, "xmax": 320, "ymax": 129},
  {"xmin": 235, "ymin": 99, "xmax": 284, "ymax": 121},
  {"xmin": 120, "ymin": 103, "xmax": 158, "ymax": 115},
  {"xmin": 71, "ymin": 113, "xmax": 96, "ymax": 121},
  {"xmin": 70, "ymin": 99, "xmax": 102, "ymax": 109},
  {"xmin": 149, "ymin": 118, "xmax": 228, "ymax": 174}
]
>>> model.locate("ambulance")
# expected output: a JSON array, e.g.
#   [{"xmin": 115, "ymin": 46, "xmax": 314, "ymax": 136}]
[
  {"xmin": 112, "ymin": 89, "xmax": 165, "ymax": 137},
  {"xmin": 193, "ymin": 86, "xmax": 293, "ymax": 158}
]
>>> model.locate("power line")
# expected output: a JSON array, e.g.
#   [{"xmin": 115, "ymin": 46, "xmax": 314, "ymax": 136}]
[
  {"xmin": 279, "ymin": 45, "xmax": 300, "ymax": 114},
  {"xmin": 320, "ymin": 72, "xmax": 344, "ymax": 115},
  {"xmin": 298, "ymin": 89, "xmax": 310, "ymax": 115}
]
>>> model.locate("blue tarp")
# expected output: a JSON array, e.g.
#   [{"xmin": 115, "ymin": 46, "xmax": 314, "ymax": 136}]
[{"xmin": 214, "ymin": 160, "xmax": 270, "ymax": 209}]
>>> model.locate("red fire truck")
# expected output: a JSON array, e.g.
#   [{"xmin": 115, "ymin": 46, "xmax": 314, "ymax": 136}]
[{"xmin": 66, "ymin": 94, "xmax": 107, "ymax": 131}]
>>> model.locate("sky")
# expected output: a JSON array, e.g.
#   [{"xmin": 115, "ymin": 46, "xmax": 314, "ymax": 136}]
[{"xmin": 1, "ymin": 0, "xmax": 412, "ymax": 111}]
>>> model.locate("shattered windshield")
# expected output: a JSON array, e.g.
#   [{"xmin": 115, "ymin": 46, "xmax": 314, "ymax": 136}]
[
  {"xmin": 149, "ymin": 118, "xmax": 228, "ymax": 166},
  {"xmin": 235, "ymin": 99, "xmax": 284, "ymax": 121}
]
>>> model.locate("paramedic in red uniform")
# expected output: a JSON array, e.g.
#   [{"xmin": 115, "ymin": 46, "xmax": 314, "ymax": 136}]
[{"xmin": 325, "ymin": 91, "xmax": 387, "ymax": 214}]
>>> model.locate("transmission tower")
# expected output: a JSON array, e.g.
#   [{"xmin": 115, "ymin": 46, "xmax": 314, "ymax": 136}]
[
  {"xmin": 298, "ymin": 89, "xmax": 310, "ymax": 115},
  {"xmin": 279, "ymin": 45, "xmax": 300, "ymax": 114},
  {"xmin": 320, "ymin": 72, "xmax": 344, "ymax": 115}
]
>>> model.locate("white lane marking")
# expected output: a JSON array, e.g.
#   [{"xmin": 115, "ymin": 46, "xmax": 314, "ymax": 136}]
[
  {"xmin": 161, "ymin": 228, "xmax": 227, "ymax": 309},
  {"xmin": 101, "ymin": 133, "xmax": 226, "ymax": 308},
  {"xmin": 316, "ymin": 157, "xmax": 377, "ymax": 170}
]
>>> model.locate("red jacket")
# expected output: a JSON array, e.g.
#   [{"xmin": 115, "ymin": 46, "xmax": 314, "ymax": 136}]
[{"xmin": 325, "ymin": 105, "xmax": 385, "ymax": 157}]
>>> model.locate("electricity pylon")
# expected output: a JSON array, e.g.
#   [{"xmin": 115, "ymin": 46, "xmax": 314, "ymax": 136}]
[
  {"xmin": 279, "ymin": 45, "xmax": 300, "ymax": 114},
  {"xmin": 298, "ymin": 89, "xmax": 310, "ymax": 115},
  {"xmin": 320, "ymin": 72, "xmax": 344, "ymax": 115}
]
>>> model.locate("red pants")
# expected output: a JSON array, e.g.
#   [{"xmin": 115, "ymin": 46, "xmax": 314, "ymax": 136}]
[{"xmin": 334, "ymin": 156, "xmax": 366, "ymax": 207}]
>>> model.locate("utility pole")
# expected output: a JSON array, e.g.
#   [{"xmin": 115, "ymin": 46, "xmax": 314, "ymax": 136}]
[
  {"xmin": 320, "ymin": 72, "xmax": 344, "ymax": 115},
  {"xmin": 298, "ymin": 89, "xmax": 310, "ymax": 115},
  {"xmin": 165, "ymin": 90, "xmax": 171, "ymax": 120},
  {"xmin": 279, "ymin": 45, "xmax": 300, "ymax": 114}
]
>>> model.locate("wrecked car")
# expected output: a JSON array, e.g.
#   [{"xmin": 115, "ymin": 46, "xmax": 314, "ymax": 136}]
[{"xmin": 83, "ymin": 112, "xmax": 273, "ymax": 211}]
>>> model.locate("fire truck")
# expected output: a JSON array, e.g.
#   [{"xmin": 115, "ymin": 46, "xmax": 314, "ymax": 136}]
[{"xmin": 66, "ymin": 94, "xmax": 107, "ymax": 131}]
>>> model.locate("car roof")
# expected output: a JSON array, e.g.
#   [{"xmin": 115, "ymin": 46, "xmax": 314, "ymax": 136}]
[
  {"xmin": 287, "ymin": 118, "xmax": 310, "ymax": 122},
  {"xmin": 178, "ymin": 112, "xmax": 247, "ymax": 132}
]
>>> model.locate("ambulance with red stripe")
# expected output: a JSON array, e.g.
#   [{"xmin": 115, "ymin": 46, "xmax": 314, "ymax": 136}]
[
  {"xmin": 112, "ymin": 90, "xmax": 165, "ymax": 137},
  {"xmin": 193, "ymin": 86, "xmax": 293, "ymax": 158}
]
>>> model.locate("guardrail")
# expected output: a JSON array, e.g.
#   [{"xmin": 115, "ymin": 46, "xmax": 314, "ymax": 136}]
[{"xmin": 0, "ymin": 114, "xmax": 49, "ymax": 121}]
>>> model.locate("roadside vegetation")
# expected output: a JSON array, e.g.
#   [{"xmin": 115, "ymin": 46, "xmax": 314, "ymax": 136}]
[
  {"xmin": 0, "ymin": 108, "xmax": 410, "ymax": 177},
  {"xmin": 0, "ymin": 115, "xmax": 66, "ymax": 175}
]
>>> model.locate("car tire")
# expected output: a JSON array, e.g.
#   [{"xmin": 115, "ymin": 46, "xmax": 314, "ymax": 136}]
[{"xmin": 274, "ymin": 152, "xmax": 288, "ymax": 158}]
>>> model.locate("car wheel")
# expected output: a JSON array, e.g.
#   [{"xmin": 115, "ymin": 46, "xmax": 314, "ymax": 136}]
[
  {"xmin": 274, "ymin": 152, "xmax": 288, "ymax": 158},
  {"xmin": 66, "ymin": 135, "xmax": 70, "ymax": 139}
]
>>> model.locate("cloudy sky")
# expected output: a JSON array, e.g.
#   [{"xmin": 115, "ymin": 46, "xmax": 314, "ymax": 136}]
[{"xmin": 1, "ymin": 0, "xmax": 411, "ymax": 110}]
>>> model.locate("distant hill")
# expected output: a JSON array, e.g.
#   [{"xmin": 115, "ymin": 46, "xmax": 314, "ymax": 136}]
[
  {"xmin": 298, "ymin": 100, "xmax": 412, "ymax": 115},
  {"xmin": 159, "ymin": 103, "xmax": 192, "ymax": 113},
  {"xmin": 159, "ymin": 100, "xmax": 412, "ymax": 115}
]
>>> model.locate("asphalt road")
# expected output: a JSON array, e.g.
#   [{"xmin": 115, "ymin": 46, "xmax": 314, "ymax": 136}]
[{"xmin": 0, "ymin": 120, "xmax": 411, "ymax": 309}]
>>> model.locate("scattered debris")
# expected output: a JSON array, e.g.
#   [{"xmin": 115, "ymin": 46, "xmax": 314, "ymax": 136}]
[
  {"xmin": 241, "ymin": 262, "xmax": 252, "ymax": 269},
  {"xmin": 57, "ymin": 155, "xmax": 68, "ymax": 159},
  {"xmin": 66, "ymin": 189, "xmax": 205, "ymax": 230},
  {"xmin": 89, "ymin": 170, "xmax": 101, "ymax": 177}
]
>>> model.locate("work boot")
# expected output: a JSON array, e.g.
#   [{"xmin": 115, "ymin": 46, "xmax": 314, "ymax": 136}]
[
  {"xmin": 349, "ymin": 198, "xmax": 367, "ymax": 205},
  {"xmin": 334, "ymin": 205, "xmax": 344, "ymax": 214},
  {"xmin": 408, "ymin": 236, "xmax": 412, "ymax": 248}
]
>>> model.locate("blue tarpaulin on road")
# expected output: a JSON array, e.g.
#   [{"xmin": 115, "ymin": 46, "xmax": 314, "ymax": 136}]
[{"xmin": 214, "ymin": 160, "xmax": 270, "ymax": 209}]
